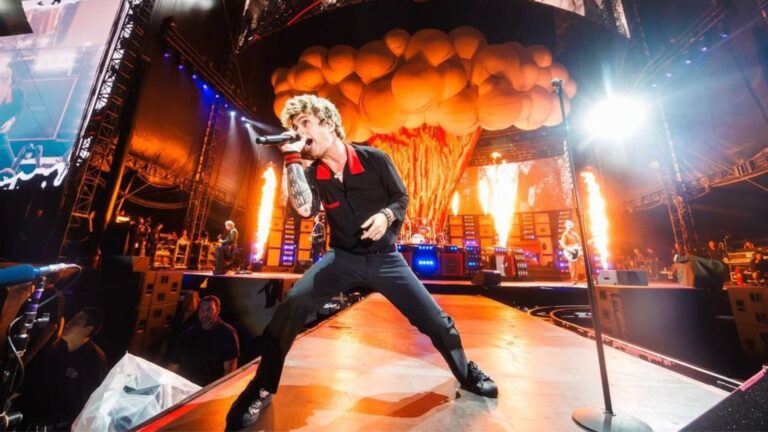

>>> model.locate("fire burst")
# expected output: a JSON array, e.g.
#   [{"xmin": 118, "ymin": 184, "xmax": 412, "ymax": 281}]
[
  {"xmin": 482, "ymin": 163, "xmax": 519, "ymax": 248},
  {"xmin": 581, "ymin": 171, "xmax": 610, "ymax": 269},
  {"xmin": 478, "ymin": 178, "xmax": 490, "ymax": 215},
  {"xmin": 254, "ymin": 165, "xmax": 277, "ymax": 262},
  {"xmin": 451, "ymin": 191, "xmax": 459, "ymax": 216}
]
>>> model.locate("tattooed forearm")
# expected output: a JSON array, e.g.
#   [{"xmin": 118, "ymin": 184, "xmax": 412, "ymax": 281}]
[{"xmin": 287, "ymin": 163, "xmax": 313, "ymax": 217}]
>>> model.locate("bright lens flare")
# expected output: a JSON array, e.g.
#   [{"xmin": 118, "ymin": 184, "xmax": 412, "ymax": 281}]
[
  {"xmin": 451, "ymin": 191, "xmax": 459, "ymax": 216},
  {"xmin": 254, "ymin": 166, "xmax": 277, "ymax": 262},
  {"xmin": 478, "ymin": 178, "xmax": 490, "ymax": 215},
  {"xmin": 582, "ymin": 171, "xmax": 610, "ymax": 269},
  {"xmin": 484, "ymin": 163, "xmax": 519, "ymax": 248},
  {"xmin": 586, "ymin": 96, "xmax": 647, "ymax": 141}
]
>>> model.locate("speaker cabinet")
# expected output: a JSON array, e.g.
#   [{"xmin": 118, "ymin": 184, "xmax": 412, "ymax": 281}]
[
  {"xmin": 471, "ymin": 270, "xmax": 502, "ymax": 288},
  {"xmin": 440, "ymin": 253, "xmax": 464, "ymax": 277}
]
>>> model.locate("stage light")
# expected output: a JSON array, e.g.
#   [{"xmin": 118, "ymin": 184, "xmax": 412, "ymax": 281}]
[
  {"xmin": 585, "ymin": 96, "xmax": 647, "ymax": 141},
  {"xmin": 202, "ymin": 84, "xmax": 208, "ymax": 89},
  {"xmin": 229, "ymin": 110, "xmax": 236, "ymax": 116},
  {"xmin": 192, "ymin": 74, "xmax": 197, "ymax": 79},
  {"xmin": 163, "ymin": 52, "xmax": 171, "ymax": 59},
  {"xmin": 241, "ymin": 116, "xmax": 247, "ymax": 121},
  {"xmin": 177, "ymin": 64, "xmax": 184, "ymax": 71}
]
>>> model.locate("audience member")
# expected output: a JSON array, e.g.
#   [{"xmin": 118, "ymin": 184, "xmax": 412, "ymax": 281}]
[
  {"xmin": 169, "ymin": 295, "xmax": 239, "ymax": 386},
  {"xmin": 750, "ymin": 251, "xmax": 768, "ymax": 284},
  {"xmin": 15, "ymin": 307, "xmax": 108, "ymax": 430},
  {"xmin": 705, "ymin": 240, "xmax": 725, "ymax": 261},
  {"xmin": 164, "ymin": 291, "xmax": 200, "ymax": 361}
]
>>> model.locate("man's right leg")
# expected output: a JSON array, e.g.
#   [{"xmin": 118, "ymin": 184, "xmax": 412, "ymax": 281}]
[{"xmin": 226, "ymin": 250, "xmax": 362, "ymax": 429}]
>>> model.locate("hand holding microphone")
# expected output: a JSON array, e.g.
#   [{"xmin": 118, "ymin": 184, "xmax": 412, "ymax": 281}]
[{"xmin": 255, "ymin": 131, "xmax": 307, "ymax": 154}]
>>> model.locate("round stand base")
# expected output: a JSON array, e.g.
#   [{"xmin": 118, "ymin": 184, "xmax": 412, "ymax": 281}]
[{"xmin": 572, "ymin": 407, "xmax": 652, "ymax": 432}]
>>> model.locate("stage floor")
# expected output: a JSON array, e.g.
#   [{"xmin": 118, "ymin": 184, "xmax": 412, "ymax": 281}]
[
  {"xmin": 138, "ymin": 293, "xmax": 725, "ymax": 431},
  {"xmin": 183, "ymin": 269, "xmax": 692, "ymax": 290}
]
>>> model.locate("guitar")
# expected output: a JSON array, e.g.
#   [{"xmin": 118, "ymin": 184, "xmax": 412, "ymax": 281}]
[{"xmin": 563, "ymin": 244, "xmax": 582, "ymax": 262}]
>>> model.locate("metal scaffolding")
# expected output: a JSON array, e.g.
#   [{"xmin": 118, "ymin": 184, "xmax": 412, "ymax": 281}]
[{"xmin": 57, "ymin": 0, "xmax": 155, "ymax": 260}]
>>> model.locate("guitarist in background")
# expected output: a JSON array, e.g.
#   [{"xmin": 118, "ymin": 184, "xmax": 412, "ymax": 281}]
[{"xmin": 559, "ymin": 220, "xmax": 582, "ymax": 284}]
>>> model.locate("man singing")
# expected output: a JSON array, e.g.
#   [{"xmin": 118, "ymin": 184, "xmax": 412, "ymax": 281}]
[{"xmin": 226, "ymin": 95, "xmax": 497, "ymax": 429}]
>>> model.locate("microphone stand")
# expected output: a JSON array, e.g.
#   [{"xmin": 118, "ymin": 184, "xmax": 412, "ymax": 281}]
[
  {"xmin": 0, "ymin": 275, "xmax": 50, "ymax": 430},
  {"xmin": 552, "ymin": 79, "xmax": 652, "ymax": 432}
]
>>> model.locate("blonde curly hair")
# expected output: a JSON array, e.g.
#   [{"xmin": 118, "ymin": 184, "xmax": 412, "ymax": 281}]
[{"xmin": 280, "ymin": 94, "xmax": 346, "ymax": 141}]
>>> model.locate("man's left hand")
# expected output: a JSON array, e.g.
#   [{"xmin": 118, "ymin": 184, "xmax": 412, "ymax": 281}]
[{"xmin": 360, "ymin": 213, "xmax": 388, "ymax": 241}]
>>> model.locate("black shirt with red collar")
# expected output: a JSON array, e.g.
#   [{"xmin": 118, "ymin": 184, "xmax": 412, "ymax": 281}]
[{"xmin": 298, "ymin": 144, "xmax": 408, "ymax": 254}]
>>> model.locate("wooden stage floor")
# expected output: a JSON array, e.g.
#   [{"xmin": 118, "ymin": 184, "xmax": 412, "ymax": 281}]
[{"xmin": 138, "ymin": 293, "xmax": 725, "ymax": 431}]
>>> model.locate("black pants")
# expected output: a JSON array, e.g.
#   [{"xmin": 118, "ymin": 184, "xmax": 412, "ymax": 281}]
[
  {"xmin": 214, "ymin": 245, "xmax": 232, "ymax": 273},
  {"xmin": 254, "ymin": 248, "xmax": 470, "ymax": 393}
]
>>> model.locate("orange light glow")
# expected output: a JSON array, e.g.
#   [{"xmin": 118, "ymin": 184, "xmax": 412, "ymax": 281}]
[
  {"xmin": 255, "ymin": 166, "xmax": 277, "ymax": 262},
  {"xmin": 451, "ymin": 191, "xmax": 459, "ymax": 216},
  {"xmin": 582, "ymin": 171, "xmax": 610, "ymax": 269},
  {"xmin": 478, "ymin": 177, "xmax": 490, "ymax": 215},
  {"xmin": 485, "ymin": 163, "xmax": 519, "ymax": 248}
]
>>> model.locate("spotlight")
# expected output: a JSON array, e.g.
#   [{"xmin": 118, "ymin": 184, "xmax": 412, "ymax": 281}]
[
  {"xmin": 163, "ymin": 52, "xmax": 171, "ymax": 59},
  {"xmin": 215, "ymin": 94, "xmax": 220, "ymax": 99},
  {"xmin": 202, "ymin": 84, "xmax": 208, "ymax": 89},
  {"xmin": 241, "ymin": 116, "xmax": 247, "ymax": 121},
  {"xmin": 700, "ymin": 46, "xmax": 708, "ymax": 52},
  {"xmin": 585, "ymin": 96, "xmax": 647, "ymax": 141},
  {"xmin": 192, "ymin": 74, "xmax": 197, "ymax": 79},
  {"xmin": 684, "ymin": 59, "xmax": 691, "ymax": 64},
  {"xmin": 177, "ymin": 64, "xmax": 184, "ymax": 71},
  {"xmin": 229, "ymin": 110, "xmax": 236, "ymax": 116}
]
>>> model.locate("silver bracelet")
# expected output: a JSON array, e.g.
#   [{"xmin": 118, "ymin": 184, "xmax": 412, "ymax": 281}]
[{"xmin": 379, "ymin": 208, "xmax": 395, "ymax": 226}]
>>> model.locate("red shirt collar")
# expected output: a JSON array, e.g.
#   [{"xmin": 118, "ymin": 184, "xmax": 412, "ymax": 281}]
[{"xmin": 316, "ymin": 144, "xmax": 365, "ymax": 180}]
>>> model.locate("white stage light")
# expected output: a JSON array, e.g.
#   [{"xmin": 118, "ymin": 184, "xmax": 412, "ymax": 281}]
[{"xmin": 585, "ymin": 96, "xmax": 647, "ymax": 141}]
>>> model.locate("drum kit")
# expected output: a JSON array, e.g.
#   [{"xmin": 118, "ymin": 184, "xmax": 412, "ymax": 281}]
[{"xmin": 400, "ymin": 217, "xmax": 447, "ymax": 245}]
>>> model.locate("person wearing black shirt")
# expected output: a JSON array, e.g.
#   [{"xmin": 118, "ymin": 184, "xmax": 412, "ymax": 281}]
[
  {"xmin": 163, "ymin": 290, "xmax": 200, "ymax": 363},
  {"xmin": 309, "ymin": 212, "xmax": 326, "ymax": 263},
  {"xmin": 214, "ymin": 220, "xmax": 239, "ymax": 274},
  {"xmin": 226, "ymin": 95, "xmax": 497, "ymax": 430},
  {"xmin": 15, "ymin": 307, "xmax": 107, "ymax": 430},
  {"xmin": 169, "ymin": 295, "xmax": 238, "ymax": 386},
  {"xmin": 750, "ymin": 251, "xmax": 768, "ymax": 283}
]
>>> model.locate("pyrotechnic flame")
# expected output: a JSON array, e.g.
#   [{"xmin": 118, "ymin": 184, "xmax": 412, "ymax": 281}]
[
  {"xmin": 255, "ymin": 166, "xmax": 277, "ymax": 262},
  {"xmin": 582, "ymin": 171, "xmax": 610, "ymax": 269},
  {"xmin": 451, "ymin": 191, "xmax": 459, "ymax": 216},
  {"xmin": 478, "ymin": 178, "xmax": 490, "ymax": 215},
  {"xmin": 484, "ymin": 163, "xmax": 519, "ymax": 248}
]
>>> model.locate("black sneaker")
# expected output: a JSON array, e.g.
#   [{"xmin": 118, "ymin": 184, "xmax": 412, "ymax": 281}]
[
  {"xmin": 461, "ymin": 361, "xmax": 498, "ymax": 398},
  {"xmin": 225, "ymin": 385, "xmax": 272, "ymax": 430}
]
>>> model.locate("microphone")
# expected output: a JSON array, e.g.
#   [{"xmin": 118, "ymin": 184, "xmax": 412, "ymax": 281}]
[
  {"xmin": 35, "ymin": 263, "xmax": 80, "ymax": 277},
  {"xmin": 0, "ymin": 263, "xmax": 81, "ymax": 287},
  {"xmin": 254, "ymin": 133, "xmax": 300, "ymax": 145}
]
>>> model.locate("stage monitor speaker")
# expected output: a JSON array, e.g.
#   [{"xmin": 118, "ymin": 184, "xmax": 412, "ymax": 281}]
[
  {"xmin": 676, "ymin": 256, "xmax": 728, "ymax": 290},
  {"xmin": 597, "ymin": 270, "xmax": 618, "ymax": 285},
  {"xmin": 681, "ymin": 366, "xmax": 768, "ymax": 431},
  {"xmin": 471, "ymin": 270, "xmax": 502, "ymax": 288},
  {"xmin": 597, "ymin": 269, "xmax": 648, "ymax": 286}
]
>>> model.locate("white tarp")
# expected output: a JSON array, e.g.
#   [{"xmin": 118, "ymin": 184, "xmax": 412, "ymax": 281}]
[{"xmin": 72, "ymin": 353, "xmax": 201, "ymax": 432}]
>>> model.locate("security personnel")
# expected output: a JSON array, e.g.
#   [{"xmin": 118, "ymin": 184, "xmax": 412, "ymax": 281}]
[{"xmin": 226, "ymin": 95, "xmax": 498, "ymax": 430}]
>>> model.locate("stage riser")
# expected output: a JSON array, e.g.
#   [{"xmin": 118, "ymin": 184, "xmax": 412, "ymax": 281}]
[{"xmin": 595, "ymin": 285, "xmax": 721, "ymax": 370}]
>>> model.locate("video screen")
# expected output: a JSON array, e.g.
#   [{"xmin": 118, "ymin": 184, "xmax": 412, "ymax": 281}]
[
  {"xmin": 0, "ymin": 0, "xmax": 120, "ymax": 190},
  {"xmin": 455, "ymin": 155, "xmax": 574, "ymax": 215}
]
